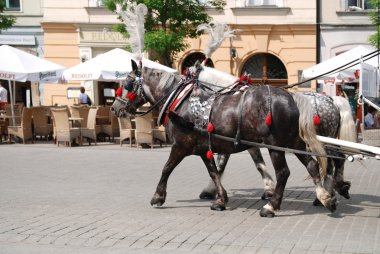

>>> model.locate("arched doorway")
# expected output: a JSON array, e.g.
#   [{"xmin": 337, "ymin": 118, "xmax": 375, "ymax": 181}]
[
  {"xmin": 241, "ymin": 53, "xmax": 288, "ymax": 86},
  {"xmin": 181, "ymin": 52, "xmax": 214, "ymax": 74}
]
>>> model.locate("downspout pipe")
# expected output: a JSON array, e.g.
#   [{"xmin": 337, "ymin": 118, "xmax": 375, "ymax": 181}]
[{"xmin": 316, "ymin": 0, "xmax": 321, "ymax": 64}]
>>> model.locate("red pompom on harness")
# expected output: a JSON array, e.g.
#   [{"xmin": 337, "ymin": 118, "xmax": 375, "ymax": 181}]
[
  {"xmin": 265, "ymin": 86, "xmax": 272, "ymax": 126},
  {"xmin": 206, "ymin": 150, "xmax": 214, "ymax": 160},
  {"xmin": 265, "ymin": 113, "xmax": 272, "ymax": 125},
  {"xmin": 116, "ymin": 87, "xmax": 122, "ymax": 97},
  {"xmin": 207, "ymin": 122, "xmax": 214, "ymax": 133},
  {"xmin": 126, "ymin": 92, "xmax": 136, "ymax": 102},
  {"xmin": 313, "ymin": 114, "xmax": 321, "ymax": 126}
]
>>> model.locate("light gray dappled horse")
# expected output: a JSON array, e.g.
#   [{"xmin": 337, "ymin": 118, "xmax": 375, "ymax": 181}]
[{"xmin": 194, "ymin": 65, "xmax": 356, "ymax": 206}]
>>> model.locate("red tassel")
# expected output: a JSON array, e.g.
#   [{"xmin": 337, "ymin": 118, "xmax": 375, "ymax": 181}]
[
  {"xmin": 183, "ymin": 68, "xmax": 187, "ymax": 76},
  {"xmin": 313, "ymin": 114, "xmax": 321, "ymax": 125},
  {"xmin": 206, "ymin": 150, "xmax": 213, "ymax": 160},
  {"xmin": 126, "ymin": 92, "xmax": 136, "ymax": 102},
  {"xmin": 265, "ymin": 113, "xmax": 272, "ymax": 125},
  {"xmin": 247, "ymin": 76, "xmax": 252, "ymax": 84},
  {"xmin": 207, "ymin": 122, "xmax": 214, "ymax": 133},
  {"xmin": 115, "ymin": 87, "xmax": 122, "ymax": 97},
  {"xmin": 240, "ymin": 76, "xmax": 246, "ymax": 81}
]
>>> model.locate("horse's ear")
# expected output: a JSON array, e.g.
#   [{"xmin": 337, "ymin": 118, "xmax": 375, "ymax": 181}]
[
  {"xmin": 194, "ymin": 60, "xmax": 201, "ymax": 68},
  {"xmin": 131, "ymin": 60, "xmax": 138, "ymax": 74}
]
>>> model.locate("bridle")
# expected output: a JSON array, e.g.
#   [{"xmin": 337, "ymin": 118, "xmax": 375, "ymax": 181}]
[{"xmin": 115, "ymin": 71, "xmax": 193, "ymax": 117}]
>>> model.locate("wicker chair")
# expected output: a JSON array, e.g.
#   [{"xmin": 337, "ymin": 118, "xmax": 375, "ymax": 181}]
[
  {"xmin": 51, "ymin": 107, "xmax": 81, "ymax": 147},
  {"xmin": 81, "ymin": 107, "xmax": 101, "ymax": 145},
  {"xmin": 153, "ymin": 125, "xmax": 167, "ymax": 147},
  {"xmin": 5, "ymin": 103, "xmax": 23, "ymax": 126},
  {"xmin": 135, "ymin": 112, "xmax": 166, "ymax": 148},
  {"xmin": 70, "ymin": 105, "xmax": 90, "ymax": 128},
  {"xmin": 102, "ymin": 114, "xmax": 120, "ymax": 142},
  {"xmin": 118, "ymin": 116, "xmax": 134, "ymax": 147},
  {"xmin": 8, "ymin": 107, "xmax": 34, "ymax": 144},
  {"xmin": 32, "ymin": 106, "xmax": 53, "ymax": 140}
]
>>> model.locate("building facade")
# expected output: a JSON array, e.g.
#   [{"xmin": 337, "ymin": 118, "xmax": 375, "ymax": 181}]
[
  {"xmin": 318, "ymin": 0, "xmax": 376, "ymax": 116},
  {"xmin": 40, "ymin": 0, "xmax": 375, "ymax": 106}
]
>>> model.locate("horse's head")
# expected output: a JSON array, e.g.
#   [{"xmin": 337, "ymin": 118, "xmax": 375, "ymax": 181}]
[
  {"xmin": 111, "ymin": 60, "xmax": 172, "ymax": 117},
  {"xmin": 111, "ymin": 60, "xmax": 147, "ymax": 117}
]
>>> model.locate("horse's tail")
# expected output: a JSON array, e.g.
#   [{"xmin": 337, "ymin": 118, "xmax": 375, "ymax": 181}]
[
  {"xmin": 333, "ymin": 96, "xmax": 357, "ymax": 142},
  {"xmin": 292, "ymin": 93, "xmax": 327, "ymax": 178}
]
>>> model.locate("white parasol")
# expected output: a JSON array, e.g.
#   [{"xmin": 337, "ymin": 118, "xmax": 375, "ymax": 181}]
[
  {"xmin": 0, "ymin": 45, "xmax": 65, "ymax": 124},
  {"xmin": 62, "ymin": 48, "xmax": 177, "ymax": 81}
]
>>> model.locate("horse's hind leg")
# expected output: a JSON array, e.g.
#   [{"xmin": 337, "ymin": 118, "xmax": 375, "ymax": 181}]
[
  {"xmin": 260, "ymin": 150, "xmax": 289, "ymax": 218},
  {"xmin": 294, "ymin": 153, "xmax": 337, "ymax": 212},
  {"xmin": 333, "ymin": 156, "xmax": 351, "ymax": 199},
  {"xmin": 199, "ymin": 154, "xmax": 230, "ymax": 200},
  {"xmin": 247, "ymin": 147, "xmax": 275, "ymax": 200},
  {"xmin": 151, "ymin": 146, "xmax": 187, "ymax": 207},
  {"xmin": 201, "ymin": 155, "xmax": 228, "ymax": 211}
]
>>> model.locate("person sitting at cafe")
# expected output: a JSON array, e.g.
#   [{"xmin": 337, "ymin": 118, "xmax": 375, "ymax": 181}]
[
  {"xmin": 0, "ymin": 81, "xmax": 8, "ymax": 110},
  {"xmin": 364, "ymin": 106, "xmax": 378, "ymax": 129},
  {"xmin": 78, "ymin": 87, "xmax": 91, "ymax": 105}
]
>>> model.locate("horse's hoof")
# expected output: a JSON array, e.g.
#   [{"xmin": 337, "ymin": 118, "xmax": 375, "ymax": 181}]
[
  {"xmin": 313, "ymin": 198, "xmax": 323, "ymax": 206},
  {"xmin": 335, "ymin": 182, "xmax": 351, "ymax": 199},
  {"xmin": 210, "ymin": 202, "xmax": 225, "ymax": 211},
  {"xmin": 261, "ymin": 191, "xmax": 273, "ymax": 200},
  {"xmin": 199, "ymin": 191, "xmax": 216, "ymax": 200},
  {"xmin": 150, "ymin": 194, "xmax": 165, "ymax": 207},
  {"xmin": 259, "ymin": 207, "xmax": 275, "ymax": 218},
  {"xmin": 325, "ymin": 196, "xmax": 337, "ymax": 212}
]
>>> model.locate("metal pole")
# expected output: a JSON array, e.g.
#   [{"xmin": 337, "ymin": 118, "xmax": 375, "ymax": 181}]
[{"xmin": 7, "ymin": 80, "xmax": 15, "ymax": 126}]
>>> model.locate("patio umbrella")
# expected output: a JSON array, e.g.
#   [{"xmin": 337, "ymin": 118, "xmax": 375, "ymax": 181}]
[
  {"xmin": 301, "ymin": 45, "xmax": 377, "ymax": 81},
  {"xmin": 0, "ymin": 45, "xmax": 65, "ymax": 124},
  {"xmin": 62, "ymin": 48, "xmax": 177, "ymax": 81}
]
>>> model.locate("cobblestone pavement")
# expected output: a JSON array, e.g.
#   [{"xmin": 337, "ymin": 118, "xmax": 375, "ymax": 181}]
[{"xmin": 0, "ymin": 143, "xmax": 379, "ymax": 254}]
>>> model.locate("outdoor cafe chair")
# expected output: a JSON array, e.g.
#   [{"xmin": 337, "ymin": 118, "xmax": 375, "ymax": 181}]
[
  {"xmin": 32, "ymin": 106, "xmax": 53, "ymax": 140},
  {"xmin": 51, "ymin": 107, "xmax": 81, "ymax": 147},
  {"xmin": 118, "ymin": 116, "xmax": 134, "ymax": 147},
  {"xmin": 70, "ymin": 105, "xmax": 90, "ymax": 128},
  {"xmin": 102, "ymin": 114, "xmax": 120, "ymax": 142},
  {"xmin": 7, "ymin": 107, "xmax": 34, "ymax": 144},
  {"xmin": 134, "ymin": 112, "xmax": 166, "ymax": 148},
  {"xmin": 5, "ymin": 103, "xmax": 23, "ymax": 126},
  {"xmin": 81, "ymin": 107, "xmax": 101, "ymax": 145}
]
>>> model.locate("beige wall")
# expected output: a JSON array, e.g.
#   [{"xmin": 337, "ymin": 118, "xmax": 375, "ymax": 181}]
[
  {"xmin": 11, "ymin": 0, "xmax": 43, "ymax": 26},
  {"xmin": 178, "ymin": 25, "xmax": 316, "ymax": 91},
  {"xmin": 41, "ymin": 0, "xmax": 318, "ymax": 106},
  {"xmin": 42, "ymin": 23, "xmax": 81, "ymax": 106}
]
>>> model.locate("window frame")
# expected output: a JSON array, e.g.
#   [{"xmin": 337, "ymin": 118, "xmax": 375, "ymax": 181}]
[
  {"xmin": 342, "ymin": 0, "xmax": 374, "ymax": 11},
  {"xmin": 4, "ymin": 0, "xmax": 21, "ymax": 12}
]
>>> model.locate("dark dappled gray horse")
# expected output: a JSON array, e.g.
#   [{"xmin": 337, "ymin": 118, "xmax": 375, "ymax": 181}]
[
  {"xmin": 196, "ymin": 69, "xmax": 356, "ymax": 205},
  {"xmin": 111, "ymin": 63, "xmax": 337, "ymax": 217}
]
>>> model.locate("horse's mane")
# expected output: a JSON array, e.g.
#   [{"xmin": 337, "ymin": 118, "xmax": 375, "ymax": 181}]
[
  {"xmin": 158, "ymin": 71, "xmax": 180, "ymax": 90},
  {"xmin": 198, "ymin": 66, "xmax": 238, "ymax": 88}
]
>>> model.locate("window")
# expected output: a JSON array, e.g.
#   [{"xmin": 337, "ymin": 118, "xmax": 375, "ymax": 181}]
[
  {"xmin": 181, "ymin": 52, "xmax": 214, "ymax": 74},
  {"xmin": 247, "ymin": 0, "xmax": 278, "ymax": 6},
  {"xmin": 4, "ymin": 0, "xmax": 20, "ymax": 11},
  {"xmin": 241, "ymin": 53, "xmax": 288, "ymax": 86},
  {"xmin": 344, "ymin": 0, "xmax": 374, "ymax": 11}
]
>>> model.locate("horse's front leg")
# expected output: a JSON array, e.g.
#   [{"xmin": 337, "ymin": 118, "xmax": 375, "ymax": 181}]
[
  {"xmin": 199, "ymin": 154, "xmax": 230, "ymax": 200},
  {"xmin": 151, "ymin": 146, "xmax": 187, "ymax": 207},
  {"xmin": 260, "ymin": 150, "xmax": 290, "ymax": 218},
  {"xmin": 247, "ymin": 147, "xmax": 275, "ymax": 200},
  {"xmin": 201, "ymin": 155, "xmax": 228, "ymax": 211}
]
